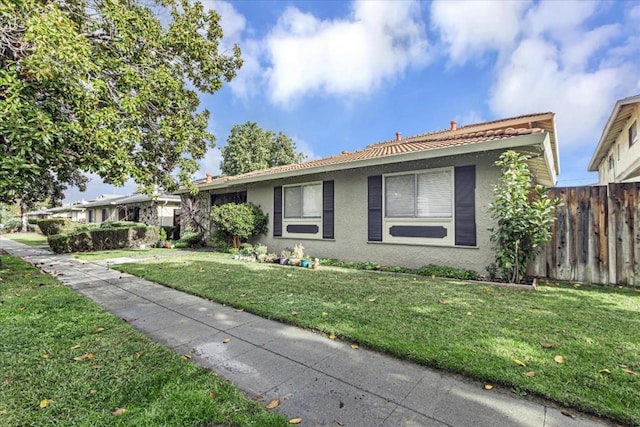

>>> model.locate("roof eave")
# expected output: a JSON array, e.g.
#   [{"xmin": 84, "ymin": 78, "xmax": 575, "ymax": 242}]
[{"xmin": 192, "ymin": 132, "xmax": 552, "ymax": 191}]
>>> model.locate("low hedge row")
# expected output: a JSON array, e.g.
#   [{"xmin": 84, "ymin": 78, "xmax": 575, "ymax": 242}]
[
  {"xmin": 48, "ymin": 224, "xmax": 160, "ymax": 254},
  {"xmin": 37, "ymin": 218, "xmax": 74, "ymax": 236},
  {"xmin": 319, "ymin": 259, "xmax": 478, "ymax": 280}
]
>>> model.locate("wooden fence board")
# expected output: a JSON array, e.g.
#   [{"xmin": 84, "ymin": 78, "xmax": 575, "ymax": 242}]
[{"xmin": 532, "ymin": 183, "xmax": 639, "ymax": 286}]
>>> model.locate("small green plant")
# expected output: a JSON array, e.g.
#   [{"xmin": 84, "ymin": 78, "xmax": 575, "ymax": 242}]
[
  {"xmin": 179, "ymin": 230, "xmax": 204, "ymax": 248},
  {"xmin": 210, "ymin": 202, "xmax": 268, "ymax": 249},
  {"xmin": 239, "ymin": 243, "xmax": 254, "ymax": 257},
  {"xmin": 489, "ymin": 151, "xmax": 558, "ymax": 283},
  {"xmin": 159, "ymin": 227, "xmax": 167, "ymax": 242}
]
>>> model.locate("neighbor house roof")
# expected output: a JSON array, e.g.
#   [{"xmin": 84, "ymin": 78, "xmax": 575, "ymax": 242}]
[
  {"xmin": 81, "ymin": 193, "xmax": 179, "ymax": 208},
  {"xmin": 588, "ymin": 94, "xmax": 640, "ymax": 171},
  {"xmin": 181, "ymin": 112, "xmax": 558, "ymax": 192}
]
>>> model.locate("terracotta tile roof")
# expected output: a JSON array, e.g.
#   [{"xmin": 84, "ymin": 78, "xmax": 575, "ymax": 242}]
[{"xmin": 192, "ymin": 112, "xmax": 555, "ymax": 189}]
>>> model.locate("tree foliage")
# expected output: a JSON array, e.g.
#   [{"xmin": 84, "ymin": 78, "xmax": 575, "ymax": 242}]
[
  {"xmin": 0, "ymin": 0, "xmax": 242, "ymax": 206},
  {"xmin": 489, "ymin": 151, "xmax": 558, "ymax": 283},
  {"xmin": 210, "ymin": 202, "xmax": 268, "ymax": 249},
  {"xmin": 220, "ymin": 121, "xmax": 306, "ymax": 176}
]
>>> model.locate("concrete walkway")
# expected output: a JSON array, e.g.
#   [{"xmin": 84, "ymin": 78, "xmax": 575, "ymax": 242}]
[{"xmin": 1, "ymin": 238, "xmax": 612, "ymax": 427}]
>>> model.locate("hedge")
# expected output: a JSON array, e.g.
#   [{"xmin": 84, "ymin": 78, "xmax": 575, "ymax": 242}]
[
  {"xmin": 37, "ymin": 218, "xmax": 74, "ymax": 236},
  {"xmin": 48, "ymin": 225, "xmax": 160, "ymax": 254}
]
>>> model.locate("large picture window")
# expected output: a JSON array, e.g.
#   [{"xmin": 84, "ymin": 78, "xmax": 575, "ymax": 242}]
[
  {"xmin": 385, "ymin": 169, "xmax": 452, "ymax": 218},
  {"xmin": 284, "ymin": 183, "xmax": 322, "ymax": 218}
]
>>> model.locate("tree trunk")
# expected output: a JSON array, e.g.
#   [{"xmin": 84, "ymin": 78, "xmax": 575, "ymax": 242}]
[{"xmin": 20, "ymin": 201, "xmax": 28, "ymax": 232}]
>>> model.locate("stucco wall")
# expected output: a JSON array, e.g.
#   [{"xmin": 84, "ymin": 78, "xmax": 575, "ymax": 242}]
[
  {"xmin": 599, "ymin": 104, "xmax": 640, "ymax": 183},
  {"xmin": 244, "ymin": 151, "xmax": 502, "ymax": 274}
]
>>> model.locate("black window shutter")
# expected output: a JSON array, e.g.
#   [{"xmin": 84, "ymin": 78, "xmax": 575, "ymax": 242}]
[
  {"xmin": 368, "ymin": 176, "xmax": 383, "ymax": 241},
  {"xmin": 273, "ymin": 186, "xmax": 282, "ymax": 237},
  {"xmin": 454, "ymin": 165, "xmax": 476, "ymax": 246},
  {"xmin": 322, "ymin": 180, "xmax": 334, "ymax": 239}
]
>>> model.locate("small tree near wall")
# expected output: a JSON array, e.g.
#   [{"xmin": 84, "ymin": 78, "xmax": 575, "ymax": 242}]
[
  {"xmin": 489, "ymin": 151, "xmax": 558, "ymax": 283},
  {"xmin": 210, "ymin": 203, "xmax": 268, "ymax": 249}
]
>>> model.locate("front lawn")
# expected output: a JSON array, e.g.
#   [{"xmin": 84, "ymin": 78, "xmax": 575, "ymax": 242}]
[
  {"xmin": 114, "ymin": 253, "xmax": 640, "ymax": 425},
  {"xmin": 73, "ymin": 247, "xmax": 182, "ymax": 261},
  {"xmin": 0, "ymin": 255, "xmax": 286, "ymax": 427},
  {"xmin": 2, "ymin": 232, "xmax": 48, "ymax": 246}
]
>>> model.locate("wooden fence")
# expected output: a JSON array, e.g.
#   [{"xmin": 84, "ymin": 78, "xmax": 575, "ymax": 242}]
[{"xmin": 530, "ymin": 183, "xmax": 640, "ymax": 286}]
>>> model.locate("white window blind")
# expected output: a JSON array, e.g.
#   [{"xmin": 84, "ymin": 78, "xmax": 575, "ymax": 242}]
[
  {"xmin": 385, "ymin": 174, "xmax": 414, "ymax": 217},
  {"xmin": 416, "ymin": 170, "xmax": 452, "ymax": 218}
]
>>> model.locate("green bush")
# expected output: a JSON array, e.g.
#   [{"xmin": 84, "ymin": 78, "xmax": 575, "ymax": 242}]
[
  {"xmin": 210, "ymin": 202, "xmax": 268, "ymax": 248},
  {"xmin": 318, "ymin": 258, "xmax": 477, "ymax": 280},
  {"xmin": 27, "ymin": 218, "xmax": 38, "ymax": 225},
  {"xmin": 37, "ymin": 218, "xmax": 74, "ymax": 236},
  {"xmin": 414, "ymin": 264, "xmax": 477, "ymax": 280},
  {"xmin": 178, "ymin": 230, "xmax": 204, "ymax": 248},
  {"xmin": 100, "ymin": 221, "xmax": 146, "ymax": 229},
  {"xmin": 47, "ymin": 225, "xmax": 160, "ymax": 254}
]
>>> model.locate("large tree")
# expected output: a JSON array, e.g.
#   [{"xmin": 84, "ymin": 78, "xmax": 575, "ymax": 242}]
[
  {"xmin": 220, "ymin": 121, "xmax": 306, "ymax": 176},
  {"xmin": 0, "ymin": 0, "xmax": 242, "ymax": 207}
]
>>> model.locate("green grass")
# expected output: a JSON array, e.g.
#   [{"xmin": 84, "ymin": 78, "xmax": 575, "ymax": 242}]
[
  {"xmin": 0, "ymin": 255, "xmax": 287, "ymax": 427},
  {"xmin": 113, "ymin": 253, "xmax": 640, "ymax": 425},
  {"xmin": 72, "ymin": 247, "xmax": 183, "ymax": 261},
  {"xmin": 3, "ymin": 232, "xmax": 48, "ymax": 246}
]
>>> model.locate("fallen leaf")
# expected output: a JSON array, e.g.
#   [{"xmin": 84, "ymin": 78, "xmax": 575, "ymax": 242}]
[
  {"xmin": 135, "ymin": 352, "xmax": 143, "ymax": 359},
  {"xmin": 483, "ymin": 384, "xmax": 493, "ymax": 390},
  {"xmin": 289, "ymin": 418, "xmax": 303, "ymax": 424},
  {"xmin": 70, "ymin": 344, "xmax": 81, "ymax": 349},
  {"xmin": 573, "ymin": 284, "xmax": 581, "ymax": 288},
  {"xmin": 466, "ymin": 312, "xmax": 472, "ymax": 316},
  {"xmin": 266, "ymin": 398, "xmax": 280, "ymax": 410},
  {"xmin": 561, "ymin": 410, "xmax": 576, "ymax": 418},
  {"xmin": 438, "ymin": 299, "xmax": 446, "ymax": 304},
  {"xmin": 181, "ymin": 354, "xmax": 191, "ymax": 359},
  {"xmin": 598, "ymin": 369, "xmax": 611, "ymax": 374},
  {"xmin": 94, "ymin": 327, "xmax": 105, "ymax": 333},
  {"xmin": 17, "ymin": 306, "xmax": 26, "ymax": 311},
  {"xmin": 368, "ymin": 298, "xmax": 376, "ymax": 302},
  {"xmin": 209, "ymin": 391, "xmax": 215, "ymax": 399},
  {"xmin": 322, "ymin": 312, "xmax": 328, "ymax": 316},
  {"xmin": 42, "ymin": 353, "xmax": 50, "ymax": 359},
  {"xmin": 350, "ymin": 344, "xmax": 359, "ymax": 349},
  {"xmin": 554, "ymin": 355, "xmax": 564, "ymax": 363},
  {"xmin": 235, "ymin": 308, "xmax": 244, "ymax": 312},
  {"xmin": 291, "ymin": 311, "xmax": 298, "ymax": 316},
  {"xmin": 523, "ymin": 371, "xmax": 536, "ymax": 377},
  {"xmin": 513, "ymin": 359, "xmax": 526, "ymax": 367},
  {"xmin": 73, "ymin": 352, "xmax": 95, "ymax": 361},
  {"xmin": 329, "ymin": 333, "xmax": 336, "ymax": 340},
  {"xmin": 540, "ymin": 342, "xmax": 554, "ymax": 349},
  {"xmin": 337, "ymin": 422, "xmax": 345, "ymax": 426},
  {"xmin": 121, "ymin": 317, "xmax": 136, "ymax": 323},
  {"xmin": 111, "ymin": 408, "xmax": 127, "ymax": 416},
  {"xmin": 223, "ymin": 338, "xmax": 231, "ymax": 344},
  {"xmin": 39, "ymin": 399, "xmax": 52, "ymax": 408},
  {"xmin": 254, "ymin": 396, "xmax": 265, "ymax": 402},
  {"xmin": 623, "ymin": 369, "xmax": 638, "ymax": 375},
  {"xmin": 90, "ymin": 365, "xmax": 100, "ymax": 369}
]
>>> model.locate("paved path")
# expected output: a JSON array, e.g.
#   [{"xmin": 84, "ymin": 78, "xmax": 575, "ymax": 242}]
[{"xmin": 1, "ymin": 238, "xmax": 612, "ymax": 427}]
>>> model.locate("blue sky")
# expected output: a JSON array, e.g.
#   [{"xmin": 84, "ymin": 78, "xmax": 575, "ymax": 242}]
[{"xmin": 64, "ymin": 0, "xmax": 640, "ymax": 203}]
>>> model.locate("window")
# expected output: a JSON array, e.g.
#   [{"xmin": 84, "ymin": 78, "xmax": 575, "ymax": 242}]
[
  {"xmin": 284, "ymin": 183, "xmax": 321, "ymax": 218},
  {"xmin": 608, "ymin": 155, "xmax": 615, "ymax": 171},
  {"xmin": 101, "ymin": 208, "xmax": 107, "ymax": 222},
  {"xmin": 88, "ymin": 210, "xmax": 94, "ymax": 223},
  {"xmin": 630, "ymin": 120, "xmax": 637, "ymax": 146},
  {"xmin": 211, "ymin": 191, "xmax": 247, "ymax": 206},
  {"xmin": 385, "ymin": 169, "xmax": 452, "ymax": 218}
]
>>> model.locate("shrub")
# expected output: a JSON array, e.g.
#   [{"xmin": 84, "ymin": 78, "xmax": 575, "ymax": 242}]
[
  {"xmin": 27, "ymin": 218, "xmax": 38, "ymax": 225},
  {"xmin": 100, "ymin": 221, "xmax": 146, "ymax": 229},
  {"xmin": 3, "ymin": 218, "xmax": 21, "ymax": 233},
  {"xmin": 210, "ymin": 202, "xmax": 268, "ymax": 248},
  {"xmin": 415, "ymin": 264, "xmax": 477, "ymax": 280},
  {"xmin": 179, "ymin": 230, "xmax": 204, "ymax": 248},
  {"xmin": 37, "ymin": 218, "xmax": 74, "ymax": 236},
  {"xmin": 47, "ymin": 225, "xmax": 160, "ymax": 254},
  {"xmin": 489, "ymin": 151, "xmax": 558, "ymax": 283}
]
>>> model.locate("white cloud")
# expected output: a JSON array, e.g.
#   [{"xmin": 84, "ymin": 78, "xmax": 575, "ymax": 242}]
[
  {"xmin": 64, "ymin": 174, "xmax": 136, "ymax": 204},
  {"xmin": 292, "ymin": 137, "xmax": 316, "ymax": 161},
  {"xmin": 430, "ymin": 0, "xmax": 639, "ymax": 152},
  {"xmin": 263, "ymin": 0, "xmax": 429, "ymax": 106},
  {"xmin": 430, "ymin": 0, "xmax": 530, "ymax": 64},
  {"xmin": 198, "ymin": 147, "xmax": 223, "ymax": 178}
]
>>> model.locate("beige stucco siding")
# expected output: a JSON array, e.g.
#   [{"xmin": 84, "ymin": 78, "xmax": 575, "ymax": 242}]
[
  {"xmin": 599, "ymin": 104, "xmax": 640, "ymax": 184},
  {"xmin": 157, "ymin": 204, "xmax": 179, "ymax": 227},
  {"xmin": 246, "ymin": 151, "xmax": 501, "ymax": 273}
]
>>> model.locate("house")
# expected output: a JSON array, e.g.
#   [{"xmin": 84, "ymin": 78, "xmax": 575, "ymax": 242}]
[
  {"xmin": 28, "ymin": 193, "xmax": 181, "ymax": 231},
  {"xmin": 82, "ymin": 193, "xmax": 181, "ymax": 228},
  {"xmin": 178, "ymin": 113, "xmax": 559, "ymax": 273},
  {"xmin": 588, "ymin": 94, "xmax": 640, "ymax": 184}
]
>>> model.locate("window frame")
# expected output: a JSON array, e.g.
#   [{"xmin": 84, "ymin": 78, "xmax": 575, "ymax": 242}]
[
  {"xmin": 383, "ymin": 167, "xmax": 454, "ymax": 220},
  {"xmin": 629, "ymin": 120, "xmax": 637, "ymax": 147},
  {"xmin": 283, "ymin": 182, "xmax": 323, "ymax": 219}
]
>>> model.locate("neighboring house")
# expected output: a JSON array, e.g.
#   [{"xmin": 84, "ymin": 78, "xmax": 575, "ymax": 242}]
[
  {"xmin": 28, "ymin": 193, "xmax": 181, "ymax": 229},
  {"xmin": 83, "ymin": 193, "xmax": 181, "ymax": 227},
  {"xmin": 588, "ymin": 94, "xmax": 640, "ymax": 184},
  {"xmin": 177, "ymin": 112, "xmax": 559, "ymax": 274}
]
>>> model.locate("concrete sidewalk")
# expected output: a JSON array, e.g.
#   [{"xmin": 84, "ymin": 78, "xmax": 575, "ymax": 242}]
[{"xmin": 1, "ymin": 238, "xmax": 611, "ymax": 427}]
